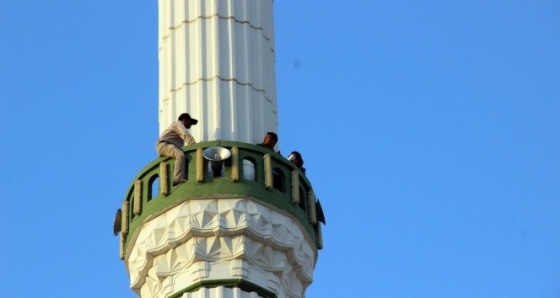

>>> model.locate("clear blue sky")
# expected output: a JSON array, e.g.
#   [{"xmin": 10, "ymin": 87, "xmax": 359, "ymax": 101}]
[{"xmin": 1, "ymin": 1, "xmax": 559, "ymax": 297}]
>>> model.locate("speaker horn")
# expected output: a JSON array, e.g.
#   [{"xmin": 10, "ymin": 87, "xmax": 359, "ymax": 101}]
[
  {"xmin": 113, "ymin": 208, "xmax": 122, "ymax": 236},
  {"xmin": 202, "ymin": 146, "xmax": 232, "ymax": 177},
  {"xmin": 316, "ymin": 200, "xmax": 326, "ymax": 225}
]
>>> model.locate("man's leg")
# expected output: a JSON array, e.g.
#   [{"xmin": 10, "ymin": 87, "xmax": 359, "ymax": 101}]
[
  {"xmin": 157, "ymin": 143, "xmax": 186, "ymax": 181},
  {"xmin": 172, "ymin": 148, "xmax": 186, "ymax": 181}
]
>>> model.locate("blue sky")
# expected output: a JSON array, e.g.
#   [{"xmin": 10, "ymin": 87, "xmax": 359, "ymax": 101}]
[{"xmin": 1, "ymin": 1, "xmax": 560, "ymax": 297}]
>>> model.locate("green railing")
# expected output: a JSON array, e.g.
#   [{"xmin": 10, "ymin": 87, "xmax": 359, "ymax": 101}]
[{"xmin": 118, "ymin": 141, "xmax": 323, "ymax": 259}]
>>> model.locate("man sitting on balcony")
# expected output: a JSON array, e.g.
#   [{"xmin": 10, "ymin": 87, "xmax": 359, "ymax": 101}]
[
  {"xmin": 155, "ymin": 113, "xmax": 198, "ymax": 186},
  {"xmin": 257, "ymin": 132, "xmax": 285, "ymax": 190},
  {"xmin": 257, "ymin": 132, "xmax": 278, "ymax": 153}
]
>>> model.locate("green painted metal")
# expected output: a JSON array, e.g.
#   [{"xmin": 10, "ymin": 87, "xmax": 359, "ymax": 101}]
[{"xmin": 120, "ymin": 141, "xmax": 321, "ymax": 259}]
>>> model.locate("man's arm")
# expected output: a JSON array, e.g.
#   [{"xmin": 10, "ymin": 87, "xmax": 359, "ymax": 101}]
[{"xmin": 176, "ymin": 122, "xmax": 196, "ymax": 145}]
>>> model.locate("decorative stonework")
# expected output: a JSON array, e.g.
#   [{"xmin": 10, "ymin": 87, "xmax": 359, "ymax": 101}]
[{"xmin": 126, "ymin": 198, "xmax": 317, "ymax": 298}]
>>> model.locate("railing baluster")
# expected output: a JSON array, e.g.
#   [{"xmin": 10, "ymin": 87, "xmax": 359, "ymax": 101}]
[
  {"xmin": 134, "ymin": 180, "xmax": 142, "ymax": 215},
  {"xmin": 291, "ymin": 170, "xmax": 300, "ymax": 204},
  {"xmin": 196, "ymin": 147, "xmax": 204, "ymax": 182},
  {"xmin": 160, "ymin": 162, "xmax": 168, "ymax": 196},
  {"xmin": 264, "ymin": 153, "xmax": 272, "ymax": 189}
]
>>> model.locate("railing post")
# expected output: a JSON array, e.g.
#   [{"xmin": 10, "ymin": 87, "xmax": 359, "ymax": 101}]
[
  {"xmin": 316, "ymin": 222, "xmax": 323, "ymax": 249},
  {"xmin": 291, "ymin": 170, "xmax": 300, "ymax": 204},
  {"xmin": 196, "ymin": 147, "xmax": 204, "ymax": 182},
  {"xmin": 160, "ymin": 161, "xmax": 169, "ymax": 196},
  {"xmin": 264, "ymin": 153, "xmax": 272, "ymax": 189},
  {"xmin": 120, "ymin": 200, "xmax": 129, "ymax": 260},
  {"xmin": 134, "ymin": 180, "xmax": 142, "ymax": 216},
  {"xmin": 231, "ymin": 146, "xmax": 239, "ymax": 181}
]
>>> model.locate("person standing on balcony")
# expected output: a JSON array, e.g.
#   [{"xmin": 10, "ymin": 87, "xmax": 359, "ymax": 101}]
[
  {"xmin": 288, "ymin": 151, "xmax": 306, "ymax": 174},
  {"xmin": 156, "ymin": 113, "xmax": 198, "ymax": 186}
]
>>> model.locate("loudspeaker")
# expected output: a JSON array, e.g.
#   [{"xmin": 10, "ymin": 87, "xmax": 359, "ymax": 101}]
[
  {"xmin": 202, "ymin": 146, "xmax": 232, "ymax": 161},
  {"xmin": 316, "ymin": 200, "xmax": 326, "ymax": 225},
  {"xmin": 113, "ymin": 208, "xmax": 122, "ymax": 236},
  {"xmin": 202, "ymin": 146, "xmax": 232, "ymax": 177}
]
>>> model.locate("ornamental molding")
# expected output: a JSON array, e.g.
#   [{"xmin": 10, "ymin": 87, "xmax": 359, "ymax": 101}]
[{"xmin": 126, "ymin": 198, "xmax": 317, "ymax": 298}]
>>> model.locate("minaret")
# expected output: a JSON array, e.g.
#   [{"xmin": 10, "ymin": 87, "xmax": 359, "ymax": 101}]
[{"xmin": 114, "ymin": 1, "xmax": 325, "ymax": 298}]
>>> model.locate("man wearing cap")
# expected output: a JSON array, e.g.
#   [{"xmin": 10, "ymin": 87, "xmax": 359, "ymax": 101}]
[{"xmin": 156, "ymin": 113, "xmax": 198, "ymax": 186}]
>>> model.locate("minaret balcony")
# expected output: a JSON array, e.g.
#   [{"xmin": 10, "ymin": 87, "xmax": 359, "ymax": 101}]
[{"xmin": 117, "ymin": 141, "xmax": 324, "ymax": 260}]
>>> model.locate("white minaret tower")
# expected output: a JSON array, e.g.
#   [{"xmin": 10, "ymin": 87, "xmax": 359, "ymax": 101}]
[
  {"xmin": 115, "ymin": 1, "xmax": 325, "ymax": 298},
  {"xmin": 158, "ymin": 0, "xmax": 278, "ymax": 144}
]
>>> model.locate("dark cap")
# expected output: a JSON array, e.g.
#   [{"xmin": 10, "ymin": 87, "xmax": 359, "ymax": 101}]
[{"xmin": 178, "ymin": 113, "xmax": 198, "ymax": 125}]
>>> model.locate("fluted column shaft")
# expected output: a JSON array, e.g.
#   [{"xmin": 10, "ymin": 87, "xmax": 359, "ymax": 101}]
[{"xmin": 158, "ymin": 0, "xmax": 278, "ymax": 143}]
